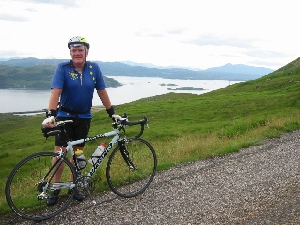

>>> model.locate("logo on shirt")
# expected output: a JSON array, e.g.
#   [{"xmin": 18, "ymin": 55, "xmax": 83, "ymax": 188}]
[
  {"xmin": 68, "ymin": 64, "xmax": 95, "ymax": 82},
  {"xmin": 69, "ymin": 70, "xmax": 79, "ymax": 80},
  {"xmin": 89, "ymin": 65, "xmax": 96, "ymax": 83}
]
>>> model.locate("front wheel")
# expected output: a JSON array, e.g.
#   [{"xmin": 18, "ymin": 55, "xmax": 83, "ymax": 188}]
[
  {"xmin": 5, "ymin": 152, "xmax": 76, "ymax": 221},
  {"xmin": 106, "ymin": 138, "xmax": 157, "ymax": 198}
]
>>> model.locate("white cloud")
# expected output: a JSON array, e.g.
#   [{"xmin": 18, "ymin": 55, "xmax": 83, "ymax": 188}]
[{"xmin": 0, "ymin": 0, "xmax": 299, "ymax": 70}]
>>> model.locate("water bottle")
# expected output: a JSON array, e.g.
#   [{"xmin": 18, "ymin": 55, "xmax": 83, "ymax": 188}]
[
  {"xmin": 75, "ymin": 149, "xmax": 86, "ymax": 170},
  {"xmin": 88, "ymin": 143, "xmax": 106, "ymax": 165}
]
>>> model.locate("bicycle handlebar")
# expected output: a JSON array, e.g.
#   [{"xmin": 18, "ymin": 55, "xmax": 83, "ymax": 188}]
[
  {"xmin": 42, "ymin": 114, "xmax": 148, "ymax": 139},
  {"xmin": 117, "ymin": 115, "xmax": 148, "ymax": 138},
  {"xmin": 123, "ymin": 116, "xmax": 148, "ymax": 126}
]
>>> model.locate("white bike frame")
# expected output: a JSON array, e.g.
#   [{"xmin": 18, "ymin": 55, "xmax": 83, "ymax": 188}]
[{"xmin": 60, "ymin": 121, "xmax": 124, "ymax": 177}]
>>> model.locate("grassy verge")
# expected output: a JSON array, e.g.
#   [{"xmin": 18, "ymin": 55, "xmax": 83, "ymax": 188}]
[{"xmin": 1, "ymin": 57, "xmax": 300, "ymax": 220}]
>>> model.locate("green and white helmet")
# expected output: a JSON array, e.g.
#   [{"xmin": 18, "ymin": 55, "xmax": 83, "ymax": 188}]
[{"xmin": 68, "ymin": 36, "xmax": 90, "ymax": 49}]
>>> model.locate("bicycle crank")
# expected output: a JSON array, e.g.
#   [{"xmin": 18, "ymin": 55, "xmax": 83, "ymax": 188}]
[
  {"xmin": 75, "ymin": 176, "xmax": 97, "ymax": 205},
  {"xmin": 76, "ymin": 175, "xmax": 96, "ymax": 193}
]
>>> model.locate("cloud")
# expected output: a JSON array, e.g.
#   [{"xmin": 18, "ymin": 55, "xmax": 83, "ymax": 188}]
[
  {"xmin": 0, "ymin": 13, "xmax": 28, "ymax": 22},
  {"xmin": 24, "ymin": 7, "xmax": 38, "ymax": 12},
  {"xmin": 244, "ymin": 50, "xmax": 289, "ymax": 59},
  {"xmin": 134, "ymin": 27, "xmax": 187, "ymax": 39},
  {"xmin": 247, "ymin": 60, "xmax": 287, "ymax": 69},
  {"xmin": 10, "ymin": 0, "xmax": 77, "ymax": 7},
  {"xmin": 165, "ymin": 28, "xmax": 187, "ymax": 35},
  {"xmin": 0, "ymin": 50, "xmax": 20, "ymax": 58},
  {"xmin": 134, "ymin": 30, "xmax": 165, "ymax": 38},
  {"xmin": 185, "ymin": 34, "xmax": 256, "ymax": 49}
]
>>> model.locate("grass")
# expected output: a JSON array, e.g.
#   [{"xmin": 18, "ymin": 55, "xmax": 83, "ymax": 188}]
[{"xmin": 1, "ymin": 56, "xmax": 300, "ymax": 220}]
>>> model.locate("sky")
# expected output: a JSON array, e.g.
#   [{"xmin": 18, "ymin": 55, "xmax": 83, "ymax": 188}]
[{"xmin": 0, "ymin": 0, "xmax": 299, "ymax": 70}]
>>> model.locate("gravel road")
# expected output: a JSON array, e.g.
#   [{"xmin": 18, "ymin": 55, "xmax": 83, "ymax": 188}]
[{"xmin": 3, "ymin": 130, "xmax": 300, "ymax": 225}]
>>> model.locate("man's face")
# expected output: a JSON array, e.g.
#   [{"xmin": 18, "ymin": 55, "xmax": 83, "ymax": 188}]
[{"xmin": 70, "ymin": 45, "xmax": 88, "ymax": 65}]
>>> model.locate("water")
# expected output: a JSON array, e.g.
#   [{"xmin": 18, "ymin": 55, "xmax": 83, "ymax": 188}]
[
  {"xmin": 0, "ymin": 89, "xmax": 50, "ymax": 113},
  {"xmin": 0, "ymin": 76, "xmax": 242, "ymax": 114}
]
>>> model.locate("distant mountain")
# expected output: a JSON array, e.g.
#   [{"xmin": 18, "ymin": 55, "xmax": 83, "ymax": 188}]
[
  {"xmin": 120, "ymin": 60, "xmax": 203, "ymax": 71},
  {"xmin": 0, "ymin": 57, "xmax": 274, "ymax": 81},
  {"xmin": 120, "ymin": 61, "xmax": 158, "ymax": 68},
  {"xmin": 205, "ymin": 63, "xmax": 273, "ymax": 76},
  {"xmin": 0, "ymin": 57, "xmax": 64, "ymax": 66},
  {"xmin": 0, "ymin": 57, "xmax": 22, "ymax": 61}
]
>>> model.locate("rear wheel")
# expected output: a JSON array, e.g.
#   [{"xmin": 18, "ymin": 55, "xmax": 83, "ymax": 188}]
[
  {"xmin": 106, "ymin": 138, "xmax": 157, "ymax": 198},
  {"xmin": 5, "ymin": 152, "xmax": 76, "ymax": 221}
]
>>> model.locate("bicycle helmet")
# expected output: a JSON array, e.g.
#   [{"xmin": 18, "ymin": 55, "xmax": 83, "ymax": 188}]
[{"xmin": 68, "ymin": 36, "xmax": 90, "ymax": 49}]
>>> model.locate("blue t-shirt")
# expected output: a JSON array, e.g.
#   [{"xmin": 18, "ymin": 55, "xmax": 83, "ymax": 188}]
[{"xmin": 51, "ymin": 60, "xmax": 106, "ymax": 119}]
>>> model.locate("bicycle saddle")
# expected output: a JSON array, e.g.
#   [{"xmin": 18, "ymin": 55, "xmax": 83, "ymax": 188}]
[{"xmin": 41, "ymin": 126, "xmax": 61, "ymax": 138}]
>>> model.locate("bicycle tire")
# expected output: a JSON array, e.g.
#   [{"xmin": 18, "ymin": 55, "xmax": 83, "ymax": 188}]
[
  {"xmin": 106, "ymin": 138, "xmax": 157, "ymax": 198},
  {"xmin": 5, "ymin": 152, "xmax": 76, "ymax": 221}
]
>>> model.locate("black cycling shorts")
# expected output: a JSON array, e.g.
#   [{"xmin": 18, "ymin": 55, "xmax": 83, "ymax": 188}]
[{"xmin": 55, "ymin": 117, "xmax": 91, "ymax": 147}]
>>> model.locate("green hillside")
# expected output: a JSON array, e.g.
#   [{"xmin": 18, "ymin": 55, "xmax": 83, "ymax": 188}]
[
  {"xmin": 0, "ymin": 64, "xmax": 121, "ymax": 89},
  {"xmin": 0, "ymin": 57, "xmax": 299, "ymax": 221}
]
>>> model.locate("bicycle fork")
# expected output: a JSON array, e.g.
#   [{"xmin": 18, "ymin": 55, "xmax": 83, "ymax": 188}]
[{"xmin": 119, "ymin": 140, "xmax": 137, "ymax": 170}]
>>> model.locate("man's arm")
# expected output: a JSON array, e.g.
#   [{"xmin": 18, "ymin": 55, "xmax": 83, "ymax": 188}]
[
  {"xmin": 97, "ymin": 88, "xmax": 117, "ymax": 119},
  {"xmin": 48, "ymin": 88, "xmax": 62, "ymax": 110},
  {"xmin": 42, "ymin": 88, "xmax": 62, "ymax": 128},
  {"xmin": 97, "ymin": 89, "xmax": 112, "ymax": 109}
]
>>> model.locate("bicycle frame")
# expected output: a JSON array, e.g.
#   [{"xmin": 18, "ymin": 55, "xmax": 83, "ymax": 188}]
[
  {"xmin": 61, "ymin": 125, "xmax": 123, "ymax": 177},
  {"xmin": 40, "ymin": 115, "xmax": 148, "ymax": 197},
  {"xmin": 38, "ymin": 124, "xmax": 123, "ymax": 204},
  {"xmin": 85, "ymin": 130, "xmax": 121, "ymax": 177}
]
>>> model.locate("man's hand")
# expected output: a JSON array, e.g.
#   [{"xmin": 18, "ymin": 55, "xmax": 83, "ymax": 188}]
[
  {"xmin": 42, "ymin": 116, "xmax": 56, "ymax": 128},
  {"xmin": 112, "ymin": 114, "xmax": 121, "ymax": 122}
]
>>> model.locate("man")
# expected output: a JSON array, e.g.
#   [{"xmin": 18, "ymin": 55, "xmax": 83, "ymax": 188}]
[{"xmin": 42, "ymin": 36, "xmax": 116, "ymax": 206}]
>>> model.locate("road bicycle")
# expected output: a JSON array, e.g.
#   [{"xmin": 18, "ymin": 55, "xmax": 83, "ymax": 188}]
[{"xmin": 5, "ymin": 113, "xmax": 157, "ymax": 221}]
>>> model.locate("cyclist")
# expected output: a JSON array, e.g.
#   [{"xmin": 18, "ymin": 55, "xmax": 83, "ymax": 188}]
[{"xmin": 42, "ymin": 36, "xmax": 117, "ymax": 206}]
